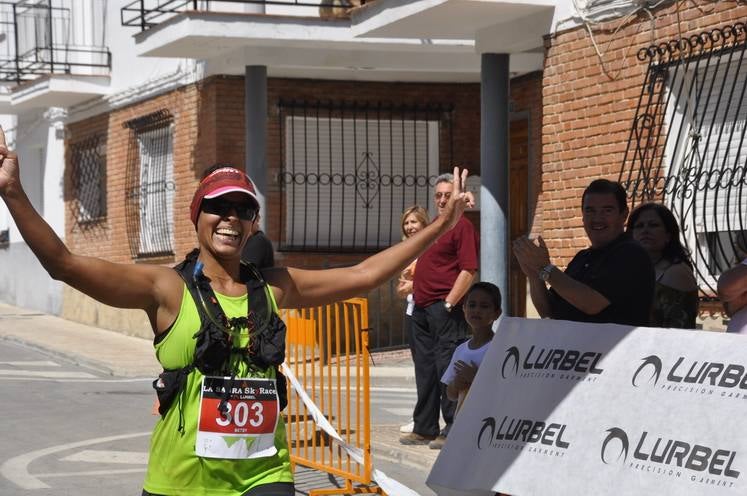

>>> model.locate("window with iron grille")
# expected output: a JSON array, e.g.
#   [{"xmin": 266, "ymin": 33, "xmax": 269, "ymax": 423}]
[
  {"xmin": 620, "ymin": 22, "xmax": 747, "ymax": 299},
  {"xmin": 279, "ymin": 100, "xmax": 452, "ymax": 252},
  {"xmin": 124, "ymin": 110, "xmax": 175, "ymax": 259},
  {"xmin": 70, "ymin": 134, "xmax": 106, "ymax": 225},
  {"xmin": 704, "ymin": 230, "xmax": 747, "ymax": 276}
]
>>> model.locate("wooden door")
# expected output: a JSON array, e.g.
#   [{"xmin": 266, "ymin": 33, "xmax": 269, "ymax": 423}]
[{"xmin": 509, "ymin": 118, "xmax": 529, "ymax": 317}]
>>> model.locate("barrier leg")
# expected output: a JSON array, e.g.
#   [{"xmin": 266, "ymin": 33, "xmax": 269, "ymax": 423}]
[{"xmin": 309, "ymin": 479, "xmax": 384, "ymax": 495}]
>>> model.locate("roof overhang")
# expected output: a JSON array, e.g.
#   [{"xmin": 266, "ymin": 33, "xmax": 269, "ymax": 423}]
[
  {"xmin": 132, "ymin": 11, "xmax": 455, "ymax": 59},
  {"xmin": 131, "ymin": 10, "xmax": 543, "ymax": 80},
  {"xmin": 6, "ymin": 75, "xmax": 110, "ymax": 111},
  {"xmin": 352, "ymin": 0, "xmax": 555, "ymax": 53}
]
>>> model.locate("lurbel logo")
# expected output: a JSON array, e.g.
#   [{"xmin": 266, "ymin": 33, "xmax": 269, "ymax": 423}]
[
  {"xmin": 478, "ymin": 417, "xmax": 496, "ymax": 449},
  {"xmin": 601, "ymin": 427, "xmax": 630, "ymax": 464},
  {"xmin": 501, "ymin": 347, "xmax": 520, "ymax": 379},
  {"xmin": 498, "ymin": 345, "xmax": 604, "ymax": 381},
  {"xmin": 632, "ymin": 355, "xmax": 663, "ymax": 387},
  {"xmin": 631, "ymin": 354, "xmax": 747, "ymax": 398},
  {"xmin": 476, "ymin": 415, "xmax": 570, "ymax": 454},
  {"xmin": 604, "ymin": 427, "xmax": 741, "ymax": 488}
]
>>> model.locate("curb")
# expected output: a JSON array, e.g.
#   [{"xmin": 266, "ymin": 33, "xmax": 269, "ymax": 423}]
[
  {"xmin": 0, "ymin": 333, "xmax": 121, "ymax": 377},
  {"xmin": 370, "ymin": 425, "xmax": 439, "ymax": 472}
]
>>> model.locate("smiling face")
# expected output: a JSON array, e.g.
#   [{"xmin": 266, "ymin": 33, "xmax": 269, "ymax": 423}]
[
  {"xmin": 402, "ymin": 213, "xmax": 426, "ymax": 238},
  {"xmin": 582, "ymin": 193, "xmax": 628, "ymax": 249},
  {"xmin": 434, "ymin": 181, "xmax": 453, "ymax": 216},
  {"xmin": 631, "ymin": 208, "xmax": 670, "ymax": 259},
  {"xmin": 464, "ymin": 288, "xmax": 502, "ymax": 332},
  {"xmin": 196, "ymin": 192, "xmax": 258, "ymax": 259}
]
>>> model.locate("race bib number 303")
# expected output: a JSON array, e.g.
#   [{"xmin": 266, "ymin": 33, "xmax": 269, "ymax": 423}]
[{"xmin": 196, "ymin": 376, "xmax": 280, "ymax": 459}]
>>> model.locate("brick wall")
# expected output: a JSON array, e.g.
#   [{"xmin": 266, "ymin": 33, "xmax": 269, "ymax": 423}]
[
  {"xmin": 62, "ymin": 74, "xmax": 542, "ymax": 335},
  {"xmin": 510, "ymin": 71, "xmax": 544, "ymax": 238},
  {"xmin": 66, "ymin": 85, "xmax": 203, "ymax": 264},
  {"xmin": 540, "ymin": 1, "xmax": 747, "ymax": 265}
]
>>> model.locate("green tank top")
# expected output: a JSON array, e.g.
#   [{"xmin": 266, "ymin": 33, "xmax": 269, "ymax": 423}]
[{"xmin": 143, "ymin": 284, "xmax": 293, "ymax": 495}]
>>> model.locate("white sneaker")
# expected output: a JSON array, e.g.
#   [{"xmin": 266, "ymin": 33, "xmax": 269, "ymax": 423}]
[{"xmin": 399, "ymin": 420, "xmax": 414, "ymax": 433}]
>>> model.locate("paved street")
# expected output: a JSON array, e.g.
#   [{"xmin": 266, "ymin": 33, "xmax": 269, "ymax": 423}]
[
  {"xmin": 0, "ymin": 340, "xmax": 153, "ymax": 495},
  {"xmin": 0, "ymin": 334, "xmax": 437, "ymax": 495}
]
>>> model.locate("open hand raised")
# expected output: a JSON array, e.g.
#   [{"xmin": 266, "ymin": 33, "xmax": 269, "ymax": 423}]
[{"xmin": 0, "ymin": 127, "xmax": 19, "ymax": 196}]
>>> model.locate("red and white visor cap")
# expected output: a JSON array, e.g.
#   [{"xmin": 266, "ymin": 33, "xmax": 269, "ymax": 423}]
[{"xmin": 190, "ymin": 166, "xmax": 259, "ymax": 225}]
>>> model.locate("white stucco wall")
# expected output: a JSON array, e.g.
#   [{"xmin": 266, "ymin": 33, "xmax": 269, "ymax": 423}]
[
  {"xmin": 0, "ymin": 111, "xmax": 65, "ymax": 314},
  {"xmin": 0, "ymin": 0, "xmax": 193, "ymax": 314}
]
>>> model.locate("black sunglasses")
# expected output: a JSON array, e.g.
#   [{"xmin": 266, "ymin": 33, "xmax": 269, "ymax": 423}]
[{"xmin": 201, "ymin": 198, "xmax": 258, "ymax": 221}]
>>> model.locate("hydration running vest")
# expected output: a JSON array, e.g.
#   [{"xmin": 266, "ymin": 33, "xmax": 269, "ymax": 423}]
[{"xmin": 153, "ymin": 249, "xmax": 288, "ymax": 421}]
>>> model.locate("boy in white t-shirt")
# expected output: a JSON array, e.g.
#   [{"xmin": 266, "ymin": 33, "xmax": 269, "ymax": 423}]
[{"xmin": 441, "ymin": 282, "xmax": 502, "ymax": 416}]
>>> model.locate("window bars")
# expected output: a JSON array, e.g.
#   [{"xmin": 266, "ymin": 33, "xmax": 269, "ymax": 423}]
[
  {"xmin": 70, "ymin": 134, "xmax": 107, "ymax": 227},
  {"xmin": 619, "ymin": 21, "xmax": 747, "ymax": 300},
  {"xmin": 277, "ymin": 99, "xmax": 454, "ymax": 253},
  {"xmin": 123, "ymin": 110, "xmax": 176, "ymax": 259}
]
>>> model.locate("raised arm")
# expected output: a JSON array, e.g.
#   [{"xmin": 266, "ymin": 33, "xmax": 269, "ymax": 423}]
[
  {"xmin": 267, "ymin": 167, "xmax": 474, "ymax": 309},
  {"xmin": 0, "ymin": 128, "xmax": 180, "ymax": 331}
]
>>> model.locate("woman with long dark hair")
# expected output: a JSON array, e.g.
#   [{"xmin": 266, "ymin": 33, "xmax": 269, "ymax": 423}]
[{"xmin": 627, "ymin": 203, "xmax": 698, "ymax": 329}]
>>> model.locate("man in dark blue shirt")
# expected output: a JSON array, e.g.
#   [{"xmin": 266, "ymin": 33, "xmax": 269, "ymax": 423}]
[{"xmin": 514, "ymin": 179, "xmax": 654, "ymax": 326}]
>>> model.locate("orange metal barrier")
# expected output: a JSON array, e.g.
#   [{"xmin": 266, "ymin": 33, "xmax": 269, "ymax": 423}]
[{"xmin": 281, "ymin": 297, "xmax": 383, "ymax": 496}]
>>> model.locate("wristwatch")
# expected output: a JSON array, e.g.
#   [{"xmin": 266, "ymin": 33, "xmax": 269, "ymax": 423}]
[
  {"xmin": 539, "ymin": 264, "xmax": 555, "ymax": 283},
  {"xmin": 444, "ymin": 301, "xmax": 454, "ymax": 312}
]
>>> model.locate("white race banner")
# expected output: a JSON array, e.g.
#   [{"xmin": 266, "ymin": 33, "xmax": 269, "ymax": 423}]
[{"xmin": 427, "ymin": 317, "xmax": 747, "ymax": 496}]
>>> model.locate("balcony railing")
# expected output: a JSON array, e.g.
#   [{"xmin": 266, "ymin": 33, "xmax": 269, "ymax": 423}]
[
  {"xmin": 0, "ymin": 0, "xmax": 111, "ymax": 85},
  {"xmin": 121, "ymin": 0, "xmax": 365, "ymax": 32}
]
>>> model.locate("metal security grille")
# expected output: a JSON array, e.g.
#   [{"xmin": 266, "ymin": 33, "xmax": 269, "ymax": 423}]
[
  {"xmin": 124, "ymin": 110, "xmax": 176, "ymax": 259},
  {"xmin": 278, "ymin": 99, "xmax": 453, "ymax": 252},
  {"xmin": 70, "ymin": 134, "xmax": 107, "ymax": 227},
  {"xmin": 619, "ymin": 21, "xmax": 747, "ymax": 300}
]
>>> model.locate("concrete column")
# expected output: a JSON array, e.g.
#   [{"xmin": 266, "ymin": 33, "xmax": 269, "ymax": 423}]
[
  {"xmin": 244, "ymin": 65, "xmax": 268, "ymax": 231},
  {"xmin": 480, "ymin": 53, "xmax": 510, "ymax": 314},
  {"xmin": 43, "ymin": 107, "xmax": 67, "ymax": 237}
]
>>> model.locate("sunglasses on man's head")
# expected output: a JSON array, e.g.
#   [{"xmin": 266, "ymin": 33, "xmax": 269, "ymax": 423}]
[{"xmin": 201, "ymin": 198, "xmax": 258, "ymax": 221}]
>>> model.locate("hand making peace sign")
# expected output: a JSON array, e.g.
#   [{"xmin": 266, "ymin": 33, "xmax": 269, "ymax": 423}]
[
  {"xmin": 441, "ymin": 166, "xmax": 475, "ymax": 230},
  {"xmin": 0, "ymin": 126, "xmax": 20, "ymax": 196}
]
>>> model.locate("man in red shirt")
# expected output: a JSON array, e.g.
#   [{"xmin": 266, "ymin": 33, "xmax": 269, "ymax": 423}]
[{"xmin": 400, "ymin": 173, "xmax": 479, "ymax": 449}]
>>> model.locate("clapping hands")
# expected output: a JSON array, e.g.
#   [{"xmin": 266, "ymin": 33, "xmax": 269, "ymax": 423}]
[{"xmin": 513, "ymin": 235, "xmax": 551, "ymax": 278}]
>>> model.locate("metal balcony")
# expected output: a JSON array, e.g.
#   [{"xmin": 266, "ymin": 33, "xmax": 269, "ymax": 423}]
[
  {"xmin": 0, "ymin": 0, "xmax": 111, "ymax": 85},
  {"xmin": 121, "ymin": 0, "xmax": 365, "ymax": 32}
]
